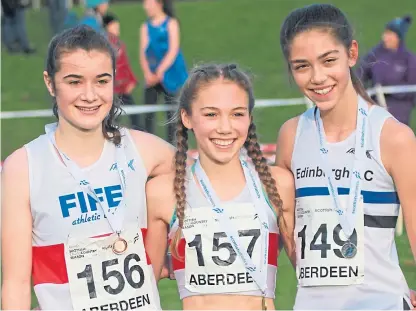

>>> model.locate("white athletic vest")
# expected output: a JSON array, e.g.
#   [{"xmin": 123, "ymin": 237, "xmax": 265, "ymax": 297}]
[
  {"xmin": 292, "ymin": 106, "xmax": 411, "ymax": 310},
  {"xmin": 25, "ymin": 127, "xmax": 161, "ymax": 310},
  {"xmin": 169, "ymin": 162, "xmax": 279, "ymax": 300}
]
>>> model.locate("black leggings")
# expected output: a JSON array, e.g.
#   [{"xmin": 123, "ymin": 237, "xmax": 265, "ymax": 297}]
[{"xmin": 144, "ymin": 83, "xmax": 176, "ymax": 144}]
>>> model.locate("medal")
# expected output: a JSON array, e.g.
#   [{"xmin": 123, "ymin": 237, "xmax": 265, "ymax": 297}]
[
  {"xmin": 45, "ymin": 123, "xmax": 130, "ymax": 257},
  {"xmin": 314, "ymin": 98, "xmax": 369, "ymax": 260},
  {"xmin": 262, "ymin": 295, "xmax": 267, "ymax": 311},
  {"xmin": 113, "ymin": 235, "xmax": 128, "ymax": 255},
  {"xmin": 341, "ymin": 240, "xmax": 357, "ymax": 259}
]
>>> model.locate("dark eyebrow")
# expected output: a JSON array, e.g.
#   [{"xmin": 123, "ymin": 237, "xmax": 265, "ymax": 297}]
[
  {"xmin": 318, "ymin": 50, "xmax": 339, "ymax": 59},
  {"xmin": 201, "ymin": 107, "xmax": 219, "ymax": 111},
  {"xmin": 201, "ymin": 106, "xmax": 248, "ymax": 111},
  {"xmin": 63, "ymin": 73, "xmax": 112, "ymax": 79},
  {"xmin": 97, "ymin": 73, "xmax": 112, "ymax": 78},
  {"xmin": 290, "ymin": 50, "xmax": 340, "ymax": 64},
  {"xmin": 63, "ymin": 74, "xmax": 82, "ymax": 79}
]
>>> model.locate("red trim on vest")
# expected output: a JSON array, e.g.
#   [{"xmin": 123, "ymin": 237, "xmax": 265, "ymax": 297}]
[
  {"xmin": 268, "ymin": 232, "xmax": 279, "ymax": 266},
  {"xmin": 170, "ymin": 238, "xmax": 186, "ymax": 271},
  {"xmin": 32, "ymin": 228, "xmax": 150, "ymax": 285}
]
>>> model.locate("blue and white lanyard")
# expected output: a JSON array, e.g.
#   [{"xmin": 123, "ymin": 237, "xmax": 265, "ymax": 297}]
[
  {"xmin": 194, "ymin": 157, "xmax": 270, "ymax": 294},
  {"xmin": 45, "ymin": 123, "xmax": 127, "ymax": 234},
  {"xmin": 314, "ymin": 97, "xmax": 369, "ymax": 238}
]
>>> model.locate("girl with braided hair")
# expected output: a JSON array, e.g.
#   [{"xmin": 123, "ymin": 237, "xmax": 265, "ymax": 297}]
[{"xmin": 145, "ymin": 63, "xmax": 295, "ymax": 310}]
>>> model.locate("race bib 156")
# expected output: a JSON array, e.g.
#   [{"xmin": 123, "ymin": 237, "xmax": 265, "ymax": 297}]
[{"xmin": 64, "ymin": 227, "xmax": 160, "ymax": 310}]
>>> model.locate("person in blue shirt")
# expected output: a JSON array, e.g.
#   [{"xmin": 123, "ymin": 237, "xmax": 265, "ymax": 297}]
[
  {"xmin": 78, "ymin": 0, "xmax": 109, "ymax": 33},
  {"xmin": 139, "ymin": 0, "xmax": 188, "ymax": 144}
]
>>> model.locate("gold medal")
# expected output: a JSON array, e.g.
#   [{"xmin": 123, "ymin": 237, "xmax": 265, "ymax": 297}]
[{"xmin": 112, "ymin": 236, "xmax": 128, "ymax": 255}]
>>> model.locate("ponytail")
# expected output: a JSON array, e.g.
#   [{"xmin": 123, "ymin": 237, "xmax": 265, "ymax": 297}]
[
  {"xmin": 162, "ymin": 0, "xmax": 175, "ymax": 18},
  {"xmin": 350, "ymin": 68, "xmax": 376, "ymax": 105}
]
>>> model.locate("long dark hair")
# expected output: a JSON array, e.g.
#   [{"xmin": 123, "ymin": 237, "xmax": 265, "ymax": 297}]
[{"xmin": 159, "ymin": 0, "xmax": 174, "ymax": 18}]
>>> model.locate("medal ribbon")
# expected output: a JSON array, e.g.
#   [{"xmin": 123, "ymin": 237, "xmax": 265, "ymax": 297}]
[
  {"xmin": 314, "ymin": 97, "xmax": 369, "ymax": 238},
  {"xmin": 194, "ymin": 157, "xmax": 270, "ymax": 294},
  {"xmin": 45, "ymin": 123, "xmax": 128, "ymax": 234}
]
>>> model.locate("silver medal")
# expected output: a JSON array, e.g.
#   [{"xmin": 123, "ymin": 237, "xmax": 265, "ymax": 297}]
[{"xmin": 341, "ymin": 241, "xmax": 357, "ymax": 259}]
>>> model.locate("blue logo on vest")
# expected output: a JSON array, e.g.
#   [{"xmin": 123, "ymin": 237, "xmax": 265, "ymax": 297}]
[
  {"xmin": 128, "ymin": 159, "xmax": 135, "ymax": 171},
  {"xmin": 59, "ymin": 184, "xmax": 122, "ymax": 225},
  {"xmin": 109, "ymin": 159, "xmax": 135, "ymax": 171}
]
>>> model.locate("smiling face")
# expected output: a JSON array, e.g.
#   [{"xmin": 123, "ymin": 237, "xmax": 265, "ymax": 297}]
[
  {"xmin": 43, "ymin": 48, "xmax": 114, "ymax": 132},
  {"xmin": 288, "ymin": 29, "xmax": 358, "ymax": 112},
  {"xmin": 181, "ymin": 79, "xmax": 251, "ymax": 165}
]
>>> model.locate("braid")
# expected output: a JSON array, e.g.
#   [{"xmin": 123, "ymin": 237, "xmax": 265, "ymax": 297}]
[
  {"xmin": 244, "ymin": 121, "xmax": 288, "ymax": 236},
  {"xmin": 170, "ymin": 121, "xmax": 189, "ymax": 259}
]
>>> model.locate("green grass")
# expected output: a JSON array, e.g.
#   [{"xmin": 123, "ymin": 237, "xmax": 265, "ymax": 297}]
[
  {"xmin": 3, "ymin": 0, "xmax": 416, "ymax": 159},
  {"xmin": 1, "ymin": 0, "xmax": 415, "ymax": 309}
]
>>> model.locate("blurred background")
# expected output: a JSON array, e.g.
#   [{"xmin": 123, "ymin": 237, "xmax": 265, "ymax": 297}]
[{"xmin": 1, "ymin": 0, "xmax": 415, "ymax": 309}]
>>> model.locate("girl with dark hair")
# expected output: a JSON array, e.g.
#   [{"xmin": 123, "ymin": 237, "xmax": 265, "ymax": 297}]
[
  {"xmin": 1, "ymin": 25, "xmax": 175, "ymax": 310},
  {"xmin": 139, "ymin": 0, "xmax": 188, "ymax": 144},
  {"xmin": 275, "ymin": 4, "xmax": 416, "ymax": 310},
  {"xmin": 145, "ymin": 63, "xmax": 295, "ymax": 310}
]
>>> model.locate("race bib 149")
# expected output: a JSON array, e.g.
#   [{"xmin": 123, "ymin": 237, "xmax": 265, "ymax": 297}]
[{"xmin": 295, "ymin": 195, "xmax": 365, "ymax": 286}]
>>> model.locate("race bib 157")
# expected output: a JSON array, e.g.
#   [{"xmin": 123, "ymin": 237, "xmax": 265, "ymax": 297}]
[{"xmin": 182, "ymin": 203, "xmax": 265, "ymax": 294}]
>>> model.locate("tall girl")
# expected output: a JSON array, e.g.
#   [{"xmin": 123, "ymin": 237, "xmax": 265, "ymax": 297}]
[{"xmin": 275, "ymin": 4, "xmax": 416, "ymax": 310}]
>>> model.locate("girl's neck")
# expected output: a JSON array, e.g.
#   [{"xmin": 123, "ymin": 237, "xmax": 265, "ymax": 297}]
[
  {"xmin": 54, "ymin": 119, "xmax": 106, "ymax": 168},
  {"xmin": 196, "ymin": 151, "xmax": 246, "ymax": 201},
  {"xmin": 198, "ymin": 152, "xmax": 244, "ymax": 182},
  {"xmin": 319, "ymin": 82, "xmax": 360, "ymax": 142},
  {"xmin": 150, "ymin": 12, "xmax": 167, "ymax": 24}
]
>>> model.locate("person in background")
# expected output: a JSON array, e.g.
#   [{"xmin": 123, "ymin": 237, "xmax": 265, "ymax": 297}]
[
  {"xmin": 103, "ymin": 13, "xmax": 141, "ymax": 130},
  {"xmin": 47, "ymin": 0, "xmax": 68, "ymax": 36},
  {"xmin": 1, "ymin": 0, "xmax": 35, "ymax": 54},
  {"xmin": 78, "ymin": 0, "xmax": 109, "ymax": 33},
  {"xmin": 358, "ymin": 15, "xmax": 416, "ymax": 126},
  {"xmin": 139, "ymin": 0, "xmax": 188, "ymax": 144}
]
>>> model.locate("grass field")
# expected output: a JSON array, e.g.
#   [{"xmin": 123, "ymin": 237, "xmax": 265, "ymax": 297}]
[{"xmin": 1, "ymin": 0, "xmax": 415, "ymax": 309}]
